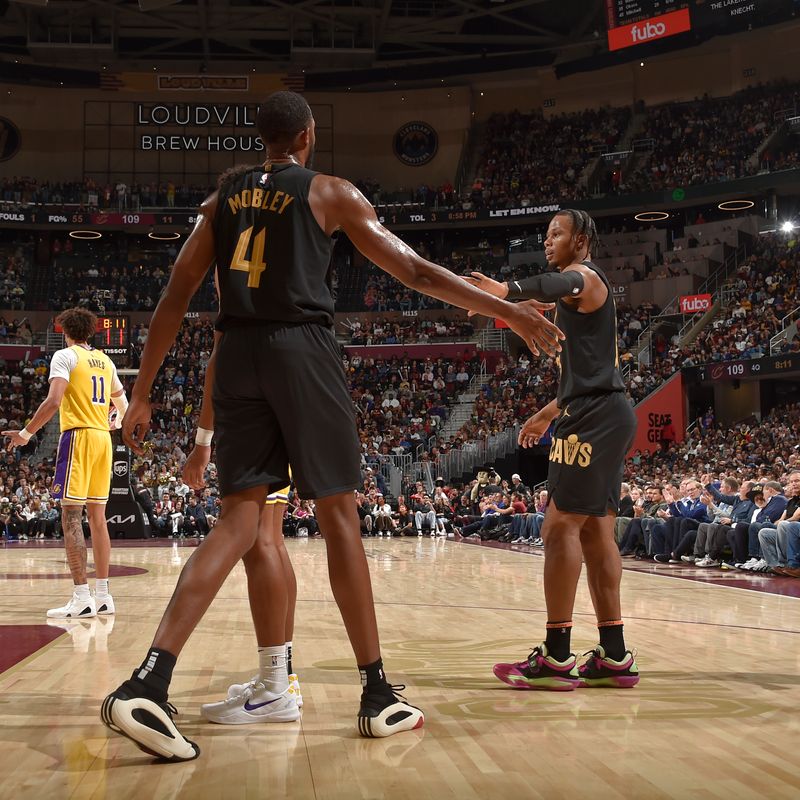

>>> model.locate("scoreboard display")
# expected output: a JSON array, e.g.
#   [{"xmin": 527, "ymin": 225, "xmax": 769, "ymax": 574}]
[
  {"xmin": 95, "ymin": 315, "xmax": 130, "ymax": 349},
  {"xmin": 692, "ymin": 0, "xmax": 791, "ymax": 30},
  {"xmin": 606, "ymin": 1, "xmax": 691, "ymax": 50},
  {"xmin": 606, "ymin": 1, "xmax": 689, "ymax": 28},
  {"xmin": 54, "ymin": 314, "xmax": 131, "ymax": 365},
  {"xmin": 607, "ymin": 1, "xmax": 791, "ymax": 50},
  {"xmin": 94, "ymin": 315, "xmax": 131, "ymax": 365}
]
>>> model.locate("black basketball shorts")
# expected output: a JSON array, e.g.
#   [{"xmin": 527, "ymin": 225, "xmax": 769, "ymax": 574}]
[
  {"xmin": 546, "ymin": 391, "xmax": 637, "ymax": 517},
  {"xmin": 212, "ymin": 322, "xmax": 362, "ymax": 499}
]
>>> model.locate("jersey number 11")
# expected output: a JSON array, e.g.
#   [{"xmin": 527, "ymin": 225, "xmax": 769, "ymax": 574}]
[{"xmin": 91, "ymin": 375, "xmax": 106, "ymax": 405}]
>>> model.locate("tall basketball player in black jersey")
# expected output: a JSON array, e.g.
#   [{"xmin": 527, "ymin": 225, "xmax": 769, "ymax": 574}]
[
  {"xmin": 100, "ymin": 91, "xmax": 564, "ymax": 762},
  {"xmin": 467, "ymin": 210, "xmax": 640, "ymax": 691}
]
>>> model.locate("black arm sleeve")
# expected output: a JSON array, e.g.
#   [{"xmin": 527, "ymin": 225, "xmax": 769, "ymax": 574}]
[{"xmin": 506, "ymin": 270, "xmax": 585, "ymax": 302}]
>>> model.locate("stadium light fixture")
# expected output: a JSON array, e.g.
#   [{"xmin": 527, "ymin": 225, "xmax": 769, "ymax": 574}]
[
  {"xmin": 148, "ymin": 231, "xmax": 181, "ymax": 240},
  {"xmin": 781, "ymin": 221, "xmax": 796, "ymax": 233},
  {"xmin": 634, "ymin": 211, "xmax": 669, "ymax": 222},
  {"xmin": 69, "ymin": 230, "xmax": 102, "ymax": 240},
  {"xmin": 718, "ymin": 200, "xmax": 755, "ymax": 211}
]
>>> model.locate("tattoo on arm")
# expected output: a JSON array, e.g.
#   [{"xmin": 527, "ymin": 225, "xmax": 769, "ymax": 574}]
[{"xmin": 62, "ymin": 506, "xmax": 87, "ymax": 585}]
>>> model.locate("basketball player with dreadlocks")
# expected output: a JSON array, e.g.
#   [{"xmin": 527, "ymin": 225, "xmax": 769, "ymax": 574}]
[{"xmin": 467, "ymin": 209, "xmax": 640, "ymax": 690}]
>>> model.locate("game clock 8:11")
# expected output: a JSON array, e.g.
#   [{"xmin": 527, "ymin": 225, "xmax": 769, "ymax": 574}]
[{"xmin": 95, "ymin": 315, "xmax": 130, "ymax": 349}]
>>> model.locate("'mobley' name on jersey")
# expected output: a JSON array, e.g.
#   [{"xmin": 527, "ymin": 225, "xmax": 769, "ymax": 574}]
[{"xmin": 227, "ymin": 188, "xmax": 295, "ymax": 216}]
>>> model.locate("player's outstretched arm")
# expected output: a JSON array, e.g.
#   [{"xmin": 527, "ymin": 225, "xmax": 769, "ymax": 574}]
[
  {"xmin": 467, "ymin": 263, "xmax": 607, "ymax": 312},
  {"xmin": 3, "ymin": 378, "xmax": 68, "ymax": 448},
  {"xmin": 312, "ymin": 177, "xmax": 563, "ymax": 357},
  {"xmin": 123, "ymin": 194, "xmax": 217, "ymax": 453}
]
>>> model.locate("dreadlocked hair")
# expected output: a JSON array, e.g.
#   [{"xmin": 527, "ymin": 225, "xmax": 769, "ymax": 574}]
[
  {"xmin": 217, "ymin": 164, "xmax": 260, "ymax": 190},
  {"xmin": 555, "ymin": 209, "xmax": 600, "ymax": 257}
]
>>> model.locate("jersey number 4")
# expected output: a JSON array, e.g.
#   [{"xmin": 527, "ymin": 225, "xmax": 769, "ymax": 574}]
[{"xmin": 232, "ymin": 226, "xmax": 267, "ymax": 288}]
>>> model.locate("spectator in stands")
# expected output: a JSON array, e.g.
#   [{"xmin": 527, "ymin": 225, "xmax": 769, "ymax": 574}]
[
  {"xmin": 734, "ymin": 481, "xmax": 787, "ymax": 571},
  {"xmin": 619, "ymin": 485, "xmax": 668, "ymax": 556},
  {"xmin": 414, "ymin": 493, "xmax": 437, "ymax": 536},
  {"xmin": 687, "ymin": 478, "xmax": 755, "ymax": 567},
  {"xmin": 757, "ymin": 472, "xmax": 800, "ymax": 571},
  {"xmin": 185, "ymin": 495, "xmax": 211, "ymax": 538},
  {"xmin": 371, "ymin": 494, "xmax": 395, "ymax": 536}
]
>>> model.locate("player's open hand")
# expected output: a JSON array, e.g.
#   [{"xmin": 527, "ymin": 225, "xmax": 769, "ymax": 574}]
[
  {"xmin": 2, "ymin": 430, "xmax": 28, "ymax": 450},
  {"xmin": 518, "ymin": 412, "xmax": 551, "ymax": 448},
  {"xmin": 505, "ymin": 300, "xmax": 563, "ymax": 357},
  {"xmin": 183, "ymin": 445, "xmax": 210, "ymax": 490},
  {"xmin": 122, "ymin": 396, "xmax": 152, "ymax": 455}
]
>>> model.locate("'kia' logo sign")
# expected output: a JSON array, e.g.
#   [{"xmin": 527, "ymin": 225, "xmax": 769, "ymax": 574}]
[{"xmin": 679, "ymin": 294, "xmax": 713, "ymax": 314}]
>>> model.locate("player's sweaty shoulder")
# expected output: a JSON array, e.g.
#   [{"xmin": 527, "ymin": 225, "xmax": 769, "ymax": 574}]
[
  {"xmin": 310, "ymin": 174, "xmax": 357, "ymax": 205},
  {"xmin": 309, "ymin": 175, "xmax": 367, "ymax": 234}
]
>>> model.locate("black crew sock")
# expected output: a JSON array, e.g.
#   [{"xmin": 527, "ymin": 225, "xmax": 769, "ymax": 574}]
[
  {"xmin": 544, "ymin": 622, "xmax": 572, "ymax": 662},
  {"xmin": 125, "ymin": 647, "xmax": 177, "ymax": 704},
  {"xmin": 599, "ymin": 623, "xmax": 626, "ymax": 661},
  {"xmin": 358, "ymin": 657, "xmax": 391, "ymax": 695}
]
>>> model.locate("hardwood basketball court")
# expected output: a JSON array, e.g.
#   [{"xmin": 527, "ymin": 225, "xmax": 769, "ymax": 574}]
[{"xmin": 1, "ymin": 537, "xmax": 798, "ymax": 799}]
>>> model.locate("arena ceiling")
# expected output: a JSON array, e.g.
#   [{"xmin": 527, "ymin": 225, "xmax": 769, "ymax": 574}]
[{"xmin": 0, "ymin": 0, "xmax": 606, "ymax": 88}]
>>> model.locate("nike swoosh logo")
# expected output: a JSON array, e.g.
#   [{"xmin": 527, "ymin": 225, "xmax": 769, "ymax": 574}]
[{"xmin": 243, "ymin": 697, "xmax": 281, "ymax": 711}]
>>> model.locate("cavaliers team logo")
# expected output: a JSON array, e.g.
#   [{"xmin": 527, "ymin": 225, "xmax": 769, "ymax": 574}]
[
  {"xmin": 0, "ymin": 117, "xmax": 21, "ymax": 163},
  {"xmin": 393, "ymin": 121, "xmax": 438, "ymax": 167}
]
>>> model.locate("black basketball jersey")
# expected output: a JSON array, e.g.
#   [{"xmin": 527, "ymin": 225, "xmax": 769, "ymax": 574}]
[
  {"xmin": 555, "ymin": 261, "xmax": 625, "ymax": 406},
  {"xmin": 214, "ymin": 163, "xmax": 335, "ymax": 328}
]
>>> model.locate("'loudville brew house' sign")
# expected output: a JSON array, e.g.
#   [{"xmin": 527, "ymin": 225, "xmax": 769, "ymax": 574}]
[{"xmin": 136, "ymin": 103, "xmax": 264, "ymax": 152}]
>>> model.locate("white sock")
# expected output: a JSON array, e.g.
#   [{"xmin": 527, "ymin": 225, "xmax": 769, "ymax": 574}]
[
  {"xmin": 257, "ymin": 645, "xmax": 289, "ymax": 694},
  {"xmin": 74, "ymin": 583, "xmax": 91, "ymax": 600},
  {"xmin": 95, "ymin": 578, "xmax": 109, "ymax": 596},
  {"xmin": 285, "ymin": 641, "xmax": 294, "ymax": 676}
]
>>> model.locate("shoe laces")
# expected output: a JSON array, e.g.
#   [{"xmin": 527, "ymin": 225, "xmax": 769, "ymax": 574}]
[
  {"xmin": 162, "ymin": 701, "xmax": 178, "ymax": 718},
  {"xmin": 525, "ymin": 645, "xmax": 545, "ymax": 664},
  {"xmin": 366, "ymin": 683, "xmax": 410, "ymax": 702},
  {"xmin": 581, "ymin": 647, "xmax": 637, "ymax": 663},
  {"xmin": 389, "ymin": 684, "xmax": 410, "ymax": 701}
]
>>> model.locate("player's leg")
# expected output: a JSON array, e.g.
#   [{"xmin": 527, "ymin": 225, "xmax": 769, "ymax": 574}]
[
  {"xmin": 268, "ymin": 500, "xmax": 302, "ymax": 705},
  {"xmin": 576, "ymin": 394, "xmax": 639, "ymax": 687},
  {"xmin": 271, "ymin": 502, "xmax": 302, "ymax": 704},
  {"xmin": 48, "ymin": 429, "xmax": 97, "ymax": 618},
  {"xmin": 493, "ymin": 499, "xmax": 584, "ymax": 690},
  {"xmin": 314, "ymin": 490, "xmax": 423, "ymax": 736},
  {"xmin": 314, "ymin": 492, "xmax": 380, "ymax": 664},
  {"xmin": 86, "ymin": 503, "xmax": 111, "ymax": 580},
  {"xmin": 577, "ymin": 511, "xmax": 639, "ymax": 687},
  {"xmin": 101, "ymin": 485, "xmax": 265, "ymax": 761},
  {"xmin": 86, "ymin": 503, "xmax": 114, "ymax": 613},
  {"xmin": 83, "ymin": 429, "xmax": 114, "ymax": 610},
  {"xmin": 270, "ymin": 324, "xmax": 422, "ymax": 738},
  {"xmin": 201, "ymin": 498, "xmax": 300, "ymax": 725},
  {"xmin": 47, "ymin": 500, "xmax": 96, "ymax": 619}
]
